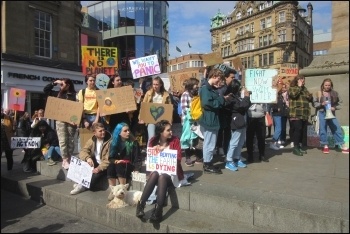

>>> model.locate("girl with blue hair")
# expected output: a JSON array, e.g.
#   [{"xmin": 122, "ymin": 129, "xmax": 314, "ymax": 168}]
[{"xmin": 107, "ymin": 122, "xmax": 142, "ymax": 187}]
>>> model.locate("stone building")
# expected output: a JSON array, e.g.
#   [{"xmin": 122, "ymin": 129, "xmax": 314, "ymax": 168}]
[
  {"xmin": 1, "ymin": 1, "xmax": 84, "ymax": 115},
  {"xmin": 210, "ymin": 1, "xmax": 313, "ymax": 71}
]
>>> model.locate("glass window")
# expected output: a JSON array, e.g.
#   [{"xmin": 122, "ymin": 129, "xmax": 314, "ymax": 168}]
[
  {"xmin": 125, "ymin": 1, "xmax": 135, "ymax": 26},
  {"xmin": 161, "ymin": 1, "xmax": 168, "ymax": 38},
  {"xmin": 263, "ymin": 35, "xmax": 268, "ymax": 46},
  {"xmin": 153, "ymin": 1, "xmax": 162, "ymax": 36},
  {"xmin": 144, "ymin": 1, "xmax": 152, "ymax": 28},
  {"xmin": 95, "ymin": 3, "xmax": 103, "ymax": 31},
  {"xmin": 260, "ymin": 19, "xmax": 265, "ymax": 29},
  {"xmin": 102, "ymin": 1, "xmax": 111, "ymax": 31},
  {"xmin": 247, "ymin": 7, "xmax": 253, "ymax": 15},
  {"xmin": 283, "ymin": 51, "xmax": 290, "ymax": 62},
  {"xmin": 236, "ymin": 12, "xmax": 241, "ymax": 20},
  {"xmin": 269, "ymin": 52, "xmax": 274, "ymax": 65},
  {"xmin": 111, "ymin": 1, "xmax": 118, "ymax": 29},
  {"xmin": 279, "ymin": 11, "xmax": 285, "ymax": 23},
  {"xmin": 266, "ymin": 16, "xmax": 272, "ymax": 28},
  {"xmin": 118, "ymin": 1, "xmax": 126, "ymax": 27},
  {"xmin": 245, "ymin": 25, "xmax": 250, "ymax": 33},
  {"xmin": 135, "ymin": 1, "xmax": 145, "ymax": 33},
  {"xmin": 250, "ymin": 23, "xmax": 254, "ymax": 32},
  {"xmin": 135, "ymin": 36, "xmax": 145, "ymax": 58},
  {"xmin": 222, "ymin": 33, "xmax": 226, "ymax": 42},
  {"xmin": 259, "ymin": 54, "xmax": 262, "ymax": 67},
  {"xmin": 278, "ymin": 29, "xmax": 286, "ymax": 42},
  {"xmin": 34, "ymin": 10, "xmax": 51, "ymax": 58},
  {"xmin": 226, "ymin": 31, "xmax": 230, "ymax": 41},
  {"xmin": 263, "ymin": 54, "xmax": 268, "ymax": 66},
  {"xmin": 144, "ymin": 36, "xmax": 153, "ymax": 56},
  {"xmin": 269, "ymin": 34, "xmax": 273, "ymax": 45},
  {"xmin": 259, "ymin": 36, "xmax": 263, "ymax": 47}
]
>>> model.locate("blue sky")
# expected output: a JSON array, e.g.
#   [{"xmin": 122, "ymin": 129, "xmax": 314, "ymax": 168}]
[{"xmin": 81, "ymin": 1, "xmax": 332, "ymax": 59}]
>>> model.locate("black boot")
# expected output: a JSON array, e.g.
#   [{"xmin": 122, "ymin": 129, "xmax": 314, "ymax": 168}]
[
  {"xmin": 136, "ymin": 200, "xmax": 146, "ymax": 218},
  {"xmin": 149, "ymin": 204, "xmax": 163, "ymax": 223},
  {"xmin": 203, "ymin": 163, "xmax": 222, "ymax": 174}
]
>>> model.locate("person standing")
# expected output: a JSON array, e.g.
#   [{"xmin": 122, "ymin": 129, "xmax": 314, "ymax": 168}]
[
  {"xmin": 199, "ymin": 68, "xmax": 231, "ymax": 174},
  {"xmin": 17, "ymin": 112, "xmax": 32, "ymax": 137},
  {"xmin": 1, "ymin": 109, "xmax": 15, "ymax": 170},
  {"xmin": 44, "ymin": 78, "xmax": 78, "ymax": 169},
  {"xmin": 139, "ymin": 76, "xmax": 172, "ymax": 146},
  {"xmin": 313, "ymin": 78, "xmax": 348, "ymax": 154},
  {"xmin": 288, "ymin": 75, "xmax": 313, "ymax": 156}
]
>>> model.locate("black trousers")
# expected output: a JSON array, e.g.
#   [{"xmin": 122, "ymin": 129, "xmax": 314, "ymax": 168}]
[
  {"xmin": 246, "ymin": 117, "xmax": 266, "ymax": 160},
  {"xmin": 290, "ymin": 119, "xmax": 308, "ymax": 147},
  {"xmin": 4, "ymin": 149, "xmax": 13, "ymax": 170}
]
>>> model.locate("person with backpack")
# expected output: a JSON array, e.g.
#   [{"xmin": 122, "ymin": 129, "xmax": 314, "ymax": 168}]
[
  {"xmin": 44, "ymin": 78, "xmax": 78, "ymax": 168},
  {"xmin": 199, "ymin": 68, "xmax": 232, "ymax": 174}
]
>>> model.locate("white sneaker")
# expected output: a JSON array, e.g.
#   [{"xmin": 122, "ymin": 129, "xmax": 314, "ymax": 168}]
[
  {"xmin": 73, "ymin": 183, "xmax": 78, "ymax": 189},
  {"xmin": 70, "ymin": 184, "xmax": 86, "ymax": 195},
  {"xmin": 278, "ymin": 140, "xmax": 285, "ymax": 145},
  {"xmin": 290, "ymin": 142, "xmax": 294, "ymax": 148},
  {"xmin": 269, "ymin": 143, "xmax": 280, "ymax": 150}
]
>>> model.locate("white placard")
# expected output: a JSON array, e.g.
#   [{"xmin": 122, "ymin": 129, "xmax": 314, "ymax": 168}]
[
  {"xmin": 245, "ymin": 69, "xmax": 278, "ymax": 103},
  {"xmin": 67, "ymin": 156, "xmax": 93, "ymax": 188},
  {"xmin": 132, "ymin": 172, "xmax": 147, "ymax": 183},
  {"xmin": 146, "ymin": 148, "xmax": 177, "ymax": 176},
  {"xmin": 129, "ymin": 54, "xmax": 161, "ymax": 79},
  {"xmin": 11, "ymin": 137, "xmax": 41, "ymax": 149}
]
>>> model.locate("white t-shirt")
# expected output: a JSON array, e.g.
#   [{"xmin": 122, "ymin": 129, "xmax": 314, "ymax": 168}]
[
  {"xmin": 95, "ymin": 140, "xmax": 103, "ymax": 164},
  {"xmin": 152, "ymin": 92, "xmax": 163, "ymax": 104}
]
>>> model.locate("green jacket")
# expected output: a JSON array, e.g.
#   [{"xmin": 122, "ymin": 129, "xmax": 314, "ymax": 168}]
[
  {"xmin": 198, "ymin": 80, "xmax": 225, "ymax": 130},
  {"xmin": 288, "ymin": 85, "xmax": 313, "ymax": 120}
]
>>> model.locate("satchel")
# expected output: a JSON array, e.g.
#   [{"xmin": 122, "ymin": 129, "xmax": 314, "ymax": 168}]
[
  {"xmin": 265, "ymin": 113, "xmax": 273, "ymax": 127},
  {"xmin": 231, "ymin": 113, "xmax": 246, "ymax": 129}
]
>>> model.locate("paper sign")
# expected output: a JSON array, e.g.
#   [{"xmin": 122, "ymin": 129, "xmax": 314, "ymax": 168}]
[
  {"xmin": 170, "ymin": 72, "xmax": 200, "ymax": 93},
  {"xmin": 79, "ymin": 128, "xmax": 94, "ymax": 149},
  {"xmin": 96, "ymin": 73, "xmax": 110, "ymax": 90},
  {"xmin": 9, "ymin": 88, "xmax": 26, "ymax": 111},
  {"xmin": 44, "ymin": 96, "xmax": 84, "ymax": 123},
  {"xmin": 139, "ymin": 102, "xmax": 173, "ymax": 124},
  {"xmin": 96, "ymin": 86, "xmax": 137, "ymax": 116},
  {"xmin": 132, "ymin": 172, "xmax": 147, "ymax": 183},
  {"xmin": 11, "ymin": 137, "xmax": 41, "ymax": 149},
  {"xmin": 276, "ymin": 63, "xmax": 299, "ymax": 87},
  {"xmin": 146, "ymin": 148, "xmax": 177, "ymax": 175},
  {"xmin": 67, "ymin": 156, "xmax": 93, "ymax": 188},
  {"xmin": 245, "ymin": 69, "xmax": 278, "ymax": 103},
  {"xmin": 232, "ymin": 57, "xmax": 242, "ymax": 70},
  {"xmin": 82, "ymin": 46, "xmax": 119, "ymax": 75},
  {"xmin": 202, "ymin": 52, "xmax": 223, "ymax": 66},
  {"xmin": 129, "ymin": 55, "xmax": 161, "ymax": 79}
]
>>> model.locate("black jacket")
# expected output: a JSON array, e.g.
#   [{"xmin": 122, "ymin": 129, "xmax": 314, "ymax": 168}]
[
  {"xmin": 227, "ymin": 94, "xmax": 251, "ymax": 130},
  {"xmin": 271, "ymin": 94, "xmax": 289, "ymax": 117},
  {"xmin": 43, "ymin": 83, "xmax": 76, "ymax": 101}
]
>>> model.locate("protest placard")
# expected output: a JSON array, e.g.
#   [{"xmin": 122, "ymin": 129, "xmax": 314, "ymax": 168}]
[
  {"xmin": 170, "ymin": 71, "xmax": 200, "ymax": 93},
  {"xmin": 79, "ymin": 128, "xmax": 94, "ymax": 149},
  {"xmin": 96, "ymin": 86, "xmax": 137, "ymax": 116},
  {"xmin": 9, "ymin": 88, "xmax": 26, "ymax": 111},
  {"xmin": 146, "ymin": 148, "xmax": 177, "ymax": 175},
  {"xmin": 95, "ymin": 73, "xmax": 110, "ymax": 89},
  {"xmin": 132, "ymin": 172, "xmax": 147, "ymax": 183},
  {"xmin": 129, "ymin": 55, "xmax": 161, "ymax": 79},
  {"xmin": 277, "ymin": 63, "xmax": 299, "ymax": 86},
  {"xmin": 232, "ymin": 57, "xmax": 243, "ymax": 70},
  {"xmin": 67, "ymin": 156, "xmax": 93, "ymax": 188},
  {"xmin": 245, "ymin": 69, "xmax": 278, "ymax": 103},
  {"xmin": 44, "ymin": 96, "xmax": 83, "ymax": 123},
  {"xmin": 81, "ymin": 46, "xmax": 119, "ymax": 75},
  {"xmin": 11, "ymin": 137, "xmax": 41, "ymax": 149},
  {"xmin": 202, "ymin": 52, "xmax": 223, "ymax": 66},
  {"xmin": 139, "ymin": 102, "xmax": 173, "ymax": 124}
]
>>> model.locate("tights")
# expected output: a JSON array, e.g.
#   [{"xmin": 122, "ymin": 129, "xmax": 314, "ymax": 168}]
[{"xmin": 140, "ymin": 171, "xmax": 173, "ymax": 207}]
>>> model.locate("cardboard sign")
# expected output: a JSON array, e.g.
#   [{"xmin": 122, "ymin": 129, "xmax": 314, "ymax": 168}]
[
  {"xmin": 9, "ymin": 88, "xmax": 26, "ymax": 111},
  {"xmin": 11, "ymin": 137, "xmax": 41, "ymax": 149},
  {"xmin": 139, "ymin": 102, "xmax": 173, "ymax": 124},
  {"xmin": 202, "ymin": 52, "xmax": 223, "ymax": 66},
  {"xmin": 82, "ymin": 46, "xmax": 119, "ymax": 75},
  {"xmin": 44, "ymin": 96, "xmax": 83, "ymax": 124},
  {"xmin": 232, "ymin": 57, "xmax": 242, "ymax": 70},
  {"xmin": 67, "ymin": 156, "xmax": 93, "ymax": 188},
  {"xmin": 96, "ymin": 86, "xmax": 137, "ymax": 116},
  {"xmin": 79, "ymin": 128, "xmax": 94, "ymax": 149},
  {"xmin": 170, "ymin": 72, "xmax": 200, "ymax": 93},
  {"xmin": 132, "ymin": 172, "xmax": 147, "ymax": 183},
  {"xmin": 307, "ymin": 125, "xmax": 349, "ymax": 148},
  {"xmin": 146, "ymin": 148, "xmax": 177, "ymax": 175},
  {"xmin": 245, "ymin": 69, "xmax": 278, "ymax": 103},
  {"xmin": 95, "ymin": 73, "xmax": 110, "ymax": 90},
  {"xmin": 129, "ymin": 55, "xmax": 161, "ymax": 79},
  {"xmin": 276, "ymin": 63, "xmax": 299, "ymax": 87}
]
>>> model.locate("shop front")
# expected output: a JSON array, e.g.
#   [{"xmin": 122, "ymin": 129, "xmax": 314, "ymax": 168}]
[{"xmin": 1, "ymin": 61, "xmax": 85, "ymax": 119}]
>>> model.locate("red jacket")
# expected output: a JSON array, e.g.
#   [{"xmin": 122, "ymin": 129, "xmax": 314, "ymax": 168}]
[{"xmin": 149, "ymin": 136, "xmax": 184, "ymax": 181}]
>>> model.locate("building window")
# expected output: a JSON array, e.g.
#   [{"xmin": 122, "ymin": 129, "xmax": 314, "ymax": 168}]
[
  {"xmin": 222, "ymin": 33, "xmax": 226, "ymax": 42},
  {"xmin": 239, "ymin": 26, "xmax": 244, "ymax": 35},
  {"xmin": 247, "ymin": 7, "xmax": 253, "ymax": 15},
  {"xmin": 266, "ymin": 1, "xmax": 272, "ymax": 7},
  {"xmin": 236, "ymin": 12, "xmax": 241, "ymax": 20},
  {"xmin": 266, "ymin": 16, "xmax": 272, "ymax": 28},
  {"xmin": 226, "ymin": 31, "xmax": 230, "ymax": 41},
  {"xmin": 259, "ymin": 3, "xmax": 265, "ymax": 11},
  {"xmin": 237, "ymin": 39, "xmax": 254, "ymax": 52},
  {"xmin": 258, "ymin": 52, "xmax": 274, "ymax": 67},
  {"xmin": 259, "ymin": 54, "xmax": 262, "ymax": 66},
  {"xmin": 292, "ymin": 29, "xmax": 295, "ymax": 41},
  {"xmin": 279, "ymin": 11, "xmax": 285, "ymax": 23},
  {"xmin": 260, "ymin": 19, "xmax": 266, "ymax": 29},
  {"xmin": 250, "ymin": 23, "xmax": 254, "ymax": 32},
  {"xmin": 269, "ymin": 34, "xmax": 273, "ymax": 45},
  {"xmin": 34, "ymin": 10, "xmax": 52, "ymax": 58},
  {"xmin": 248, "ymin": 39, "xmax": 254, "ymax": 50},
  {"xmin": 263, "ymin": 35, "xmax": 268, "ymax": 46},
  {"xmin": 263, "ymin": 54, "xmax": 268, "ymax": 66},
  {"xmin": 259, "ymin": 36, "xmax": 263, "ymax": 47},
  {"xmin": 278, "ymin": 29, "xmax": 286, "ymax": 42},
  {"xmin": 245, "ymin": 24, "xmax": 250, "ymax": 33},
  {"xmin": 172, "ymin": 65, "xmax": 177, "ymax": 71}
]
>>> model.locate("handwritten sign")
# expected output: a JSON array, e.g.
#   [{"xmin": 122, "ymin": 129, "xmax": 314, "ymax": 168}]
[
  {"xmin": 232, "ymin": 57, "xmax": 242, "ymax": 70},
  {"xmin": 67, "ymin": 156, "xmax": 93, "ymax": 188},
  {"xmin": 95, "ymin": 73, "xmax": 110, "ymax": 90},
  {"xmin": 132, "ymin": 172, "xmax": 147, "ymax": 183},
  {"xmin": 202, "ymin": 52, "xmax": 223, "ymax": 66},
  {"xmin": 82, "ymin": 46, "xmax": 119, "ymax": 75},
  {"xmin": 11, "ymin": 137, "xmax": 41, "ymax": 149},
  {"xmin": 139, "ymin": 102, "xmax": 173, "ymax": 124},
  {"xmin": 9, "ymin": 88, "xmax": 26, "ymax": 111},
  {"xmin": 245, "ymin": 69, "xmax": 278, "ymax": 103},
  {"xmin": 170, "ymin": 72, "xmax": 200, "ymax": 93},
  {"xmin": 96, "ymin": 86, "xmax": 137, "ymax": 116},
  {"xmin": 146, "ymin": 148, "xmax": 177, "ymax": 175},
  {"xmin": 79, "ymin": 128, "xmax": 94, "ymax": 150},
  {"xmin": 129, "ymin": 55, "xmax": 161, "ymax": 79},
  {"xmin": 276, "ymin": 63, "xmax": 299, "ymax": 87},
  {"xmin": 44, "ymin": 96, "xmax": 84, "ymax": 123}
]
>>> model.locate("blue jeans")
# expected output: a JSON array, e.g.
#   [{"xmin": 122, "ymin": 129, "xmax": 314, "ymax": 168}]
[
  {"xmin": 202, "ymin": 127, "xmax": 218, "ymax": 163},
  {"xmin": 272, "ymin": 116, "xmax": 287, "ymax": 142},
  {"xmin": 45, "ymin": 146, "xmax": 61, "ymax": 160},
  {"xmin": 226, "ymin": 128, "xmax": 246, "ymax": 162},
  {"xmin": 318, "ymin": 111, "xmax": 344, "ymax": 146}
]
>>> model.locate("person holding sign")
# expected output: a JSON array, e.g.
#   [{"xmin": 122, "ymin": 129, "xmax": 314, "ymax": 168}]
[
  {"xmin": 288, "ymin": 75, "xmax": 314, "ymax": 156},
  {"xmin": 139, "ymin": 76, "xmax": 172, "ymax": 146},
  {"xmin": 107, "ymin": 122, "xmax": 142, "ymax": 188},
  {"xmin": 70, "ymin": 123, "xmax": 112, "ymax": 195},
  {"xmin": 136, "ymin": 120, "xmax": 184, "ymax": 223},
  {"xmin": 313, "ymin": 78, "xmax": 348, "ymax": 154},
  {"xmin": 44, "ymin": 78, "xmax": 78, "ymax": 169}
]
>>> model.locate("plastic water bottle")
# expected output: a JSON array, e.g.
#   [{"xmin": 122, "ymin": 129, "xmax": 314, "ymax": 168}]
[{"xmin": 325, "ymin": 97, "xmax": 331, "ymax": 110}]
